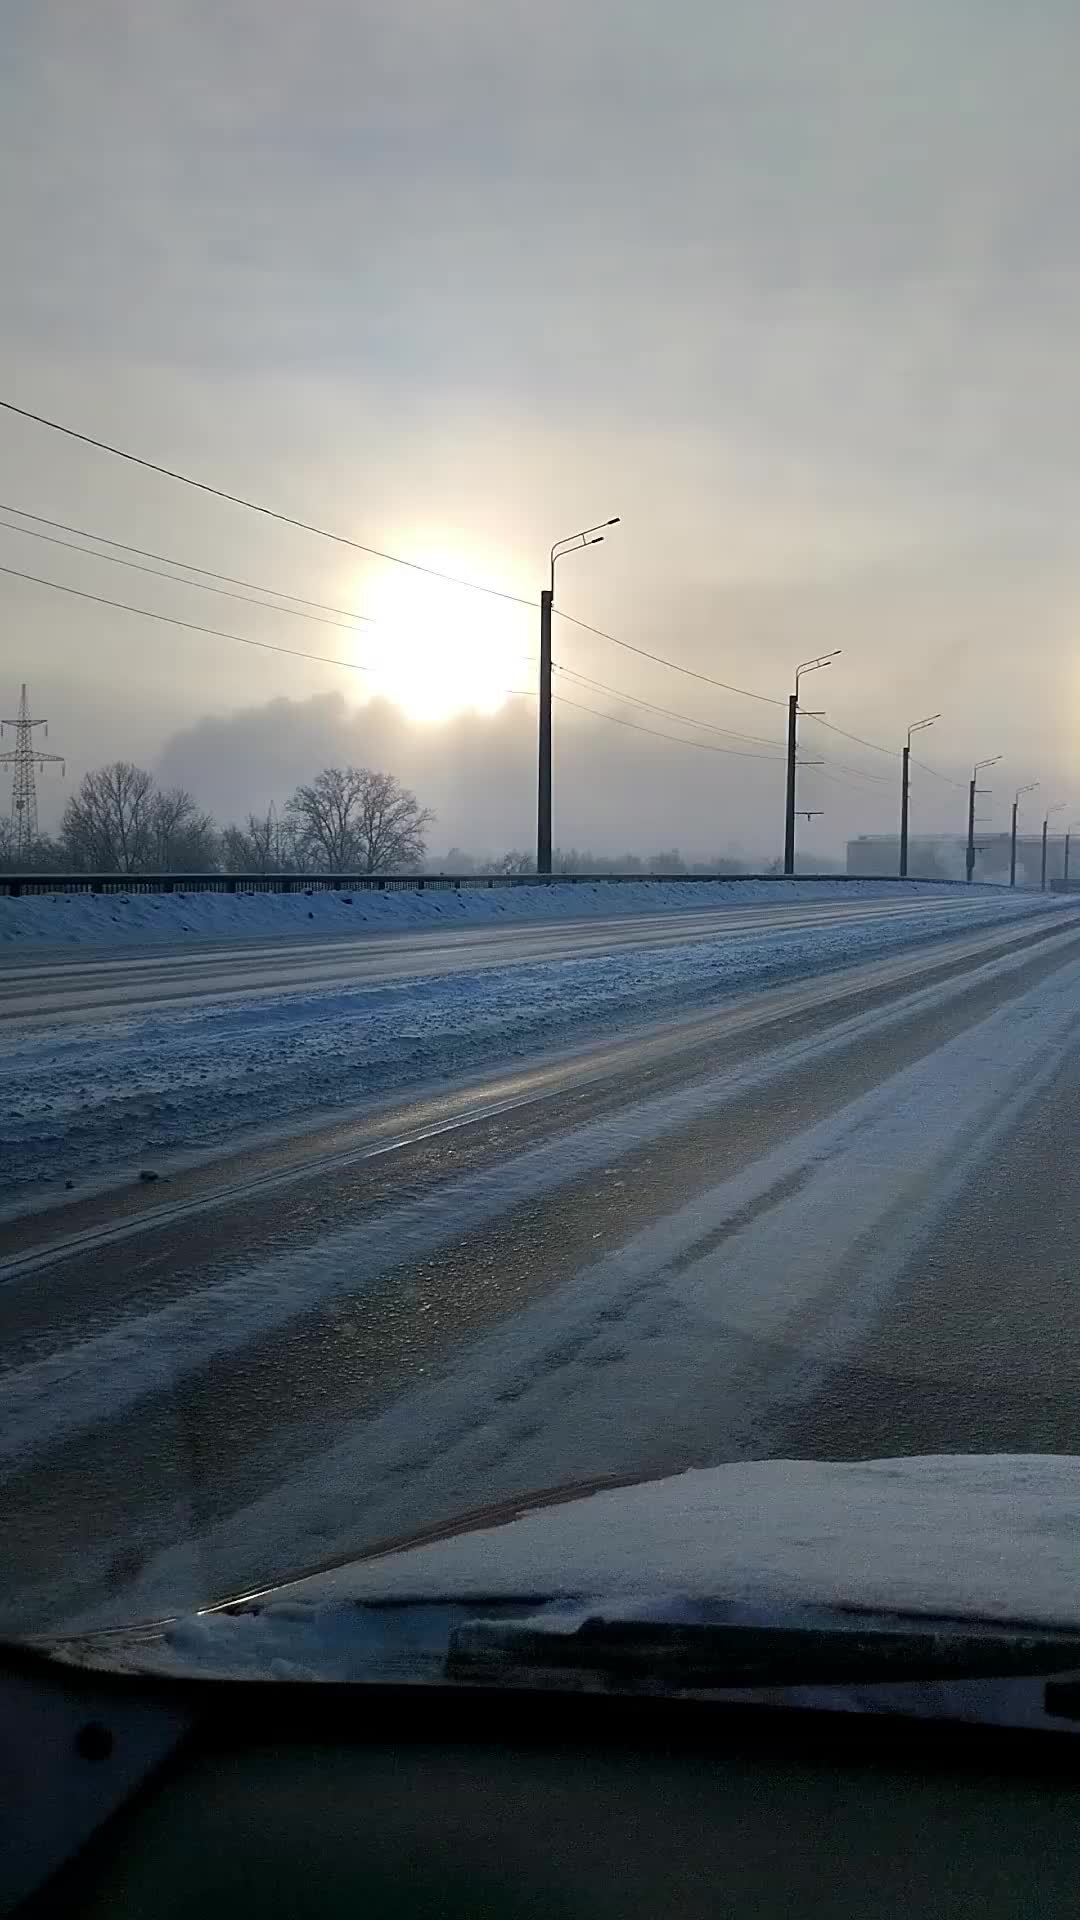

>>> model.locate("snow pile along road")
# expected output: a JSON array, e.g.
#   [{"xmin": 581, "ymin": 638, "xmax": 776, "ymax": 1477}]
[
  {"xmin": 0, "ymin": 889, "xmax": 1067, "ymax": 1193},
  {"xmin": 0, "ymin": 875, "xmax": 1002, "ymax": 949}
]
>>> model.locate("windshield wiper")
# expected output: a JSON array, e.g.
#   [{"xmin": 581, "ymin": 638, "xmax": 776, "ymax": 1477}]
[{"xmin": 447, "ymin": 1617, "xmax": 1080, "ymax": 1691}]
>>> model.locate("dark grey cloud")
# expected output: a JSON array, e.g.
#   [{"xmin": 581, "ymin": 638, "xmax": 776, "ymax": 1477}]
[{"xmin": 154, "ymin": 687, "xmax": 896, "ymax": 867}]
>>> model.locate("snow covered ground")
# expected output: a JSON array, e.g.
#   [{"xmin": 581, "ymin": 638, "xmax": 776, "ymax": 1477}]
[
  {"xmin": 35, "ymin": 942, "xmax": 1080, "ymax": 1632},
  {"xmin": 0, "ymin": 890, "xmax": 1066, "ymax": 1193},
  {"xmin": 6, "ymin": 926, "xmax": 1069, "ymax": 1477},
  {"xmin": 0, "ymin": 874, "xmax": 1000, "ymax": 950}
]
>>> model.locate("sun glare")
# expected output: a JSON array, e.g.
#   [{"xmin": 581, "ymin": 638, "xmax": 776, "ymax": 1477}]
[{"xmin": 363, "ymin": 562, "xmax": 531, "ymax": 724}]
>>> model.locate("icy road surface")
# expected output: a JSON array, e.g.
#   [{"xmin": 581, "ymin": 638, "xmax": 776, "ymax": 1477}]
[
  {"xmin": 0, "ymin": 884, "xmax": 1064, "ymax": 1194},
  {"xmin": 3, "ymin": 894, "xmax": 1080, "ymax": 1633}
]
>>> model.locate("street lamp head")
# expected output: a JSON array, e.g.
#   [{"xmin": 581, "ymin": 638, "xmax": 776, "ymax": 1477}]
[
  {"xmin": 795, "ymin": 650, "xmax": 840, "ymax": 696},
  {"xmin": 549, "ymin": 518, "xmax": 618, "ymax": 587},
  {"xmin": 974, "ymin": 756, "xmax": 1001, "ymax": 773},
  {"xmin": 553, "ymin": 517, "xmax": 619, "ymax": 547}
]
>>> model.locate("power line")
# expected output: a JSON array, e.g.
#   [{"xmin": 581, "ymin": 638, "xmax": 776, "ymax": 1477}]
[
  {"xmin": 799, "ymin": 712, "xmax": 897, "ymax": 758},
  {"xmin": 553, "ymin": 689, "xmax": 790, "ymax": 760},
  {"xmin": 909, "ymin": 754, "xmax": 966, "ymax": 790},
  {"xmin": 0, "ymin": 561, "xmax": 376, "ymax": 675},
  {"xmin": 554, "ymin": 663, "xmax": 785, "ymax": 751},
  {"xmin": 0, "ymin": 536, "xmax": 946, "ymax": 790},
  {"xmin": 814, "ymin": 765, "xmax": 892, "ymax": 795},
  {"xmin": 0, "ymin": 513, "xmax": 377, "ymax": 636},
  {"xmin": 0, "ymin": 501, "xmax": 826, "ymax": 757},
  {"xmin": 801, "ymin": 713, "xmax": 967, "ymax": 790},
  {"xmin": 0, "ymin": 398, "xmax": 537, "ymax": 609},
  {"xmin": 0, "ymin": 558, "xmax": 540, "ymax": 703},
  {"xmin": 812, "ymin": 769, "xmax": 873, "ymax": 795},
  {"xmin": 0, "ymin": 503, "xmax": 374, "ymax": 629},
  {"xmin": 2, "ymin": 499, "xmax": 790, "ymax": 738},
  {"xmin": 554, "ymin": 607, "xmax": 785, "ymax": 708},
  {"xmin": 0, "ymin": 402, "xmax": 797, "ymax": 723},
  {"xmin": 0, "ymin": 404, "xmax": 966, "ymax": 786},
  {"xmin": 820, "ymin": 755, "xmax": 893, "ymax": 786}
]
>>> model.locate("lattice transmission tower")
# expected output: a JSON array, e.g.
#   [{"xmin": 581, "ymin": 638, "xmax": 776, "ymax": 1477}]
[{"xmin": 0, "ymin": 684, "xmax": 65, "ymax": 862}]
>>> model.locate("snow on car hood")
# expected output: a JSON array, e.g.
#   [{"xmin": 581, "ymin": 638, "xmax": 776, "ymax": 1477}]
[
  {"xmin": 45, "ymin": 1455, "xmax": 1080, "ymax": 1689},
  {"xmin": 272, "ymin": 1454, "xmax": 1080, "ymax": 1626}
]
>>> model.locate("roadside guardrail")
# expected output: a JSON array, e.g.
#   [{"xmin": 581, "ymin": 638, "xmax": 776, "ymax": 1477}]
[{"xmin": 0, "ymin": 872, "xmax": 992, "ymax": 900}]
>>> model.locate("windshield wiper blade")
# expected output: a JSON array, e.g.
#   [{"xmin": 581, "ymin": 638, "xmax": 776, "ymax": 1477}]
[{"xmin": 447, "ymin": 1617, "xmax": 1080, "ymax": 1691}]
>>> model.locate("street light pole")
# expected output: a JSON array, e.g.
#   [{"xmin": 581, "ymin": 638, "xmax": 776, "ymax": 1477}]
[
  {"xmin": 1065, "ymin": 825, "xmax": 1080, "ymax": 887},
  {"xmin": 784, "ymin": 652, "xmax": 839, "ymax": 876},
  {"xmin": 537, "ymin": 518, "xmax": 619, "ymax": 875},
  {"xmin": 1010, "ymin": 783, "xmax": 1038, "ymax": 889},
  {"xmin": 899, "ymin": 714, "xmax": 939, "ymax": 879},
  {"xmin": 538, "ymin": 589, "xmax": 553, "ymax": 874},
  {"xmin": 966, "ymin": 756, "xmax": 1000, "ymax": 884},
  {"xmin": 1041, "ymin": 803, "xmax": 1065, "ymax": 891},
  {"xmin": 783, "ymin": 696, "xmax": 797, "ymax": 876}
]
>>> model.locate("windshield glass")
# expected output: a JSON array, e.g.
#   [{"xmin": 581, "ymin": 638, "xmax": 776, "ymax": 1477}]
[{"xmin": 3, "ymin": 2, "xmax": 1080, "ymax": 1648}]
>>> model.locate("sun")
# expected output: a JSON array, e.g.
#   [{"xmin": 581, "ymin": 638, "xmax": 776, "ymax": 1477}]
[{"xmin": 362, "ymin": 561, "xmax": 532, "ymax": 724}]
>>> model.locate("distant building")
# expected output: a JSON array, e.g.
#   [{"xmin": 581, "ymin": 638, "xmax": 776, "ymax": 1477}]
[{"xmin": 845, "ymin": 833, "xmax": 1063, "ymax": 888}]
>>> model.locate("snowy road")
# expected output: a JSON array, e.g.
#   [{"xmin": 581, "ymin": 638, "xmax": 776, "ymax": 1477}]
[
  {"xmin": 0, "ymin": 888, "xmax": 1022, "ymax": 1026},
  {"xmin": 0, "ymin": 885, "xmax": 1066, "ymax": 1197},
  {"xmin": 4, "ymin": 898, "xmax": 1080, "ymax": 1635}
]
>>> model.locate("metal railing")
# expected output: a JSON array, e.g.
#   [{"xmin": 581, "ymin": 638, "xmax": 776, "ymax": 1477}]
[{"xmin": 0, "ymin": 871, "xmax": 989, "ymax": 900}]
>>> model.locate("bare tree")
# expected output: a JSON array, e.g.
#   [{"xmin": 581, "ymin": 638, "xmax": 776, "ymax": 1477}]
[
  {"xmin": 61, "ymin": 762, "xmax": 156, "ymax": 872},
  {"xmin": 221, "ymin": 806, "xmax": 300, "ymax": 875},
  {"xmin": 483, "ymin": 849, "xmax": 534, "ymax": 875},
  {"xmin": 149, "ymin": 786, "xmax": 218, "ymax": 870},
  {"xmin": 59, "ymin": 765, "xmax": 219, "ymax": 872},
  {"xmin": 0, "ymin": 819, "xmax": 64, "ymax": 873},
  {"xmin": 287, "ymin": 767, "xmax": 433, "ymax": 873},
  {"xmin": 0, "ymin": 818, "xmax": 18, "ymax": 872},
  {"xmin": 437, "ymin": 846, "xmax": 478, "ymax": 875},
  {"xmin": 287, "ymin": 767, "xmax": 360, "ymax": 867},
  {"xmin": 353, "ymin": 769, "xmax": 433, "ymax": 872}
]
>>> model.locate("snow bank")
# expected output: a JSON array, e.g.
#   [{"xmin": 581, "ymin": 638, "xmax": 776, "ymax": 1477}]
[
  {"xmin": 0, "ymin": 892, "xmax": 1066, "ymax": 1192},
  {"xmin": 0, "ymin": 875, "xmax": 997, "ymax": 950}
]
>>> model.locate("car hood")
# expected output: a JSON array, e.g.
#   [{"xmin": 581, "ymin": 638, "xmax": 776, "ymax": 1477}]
[
  {"xmin": 36, "ymin": 1454, "xmax": 1080, "ymax": 1687},
  {"xmin": 270, "ymin": 1452, "xmax": 1080, "ymax": 1626}
]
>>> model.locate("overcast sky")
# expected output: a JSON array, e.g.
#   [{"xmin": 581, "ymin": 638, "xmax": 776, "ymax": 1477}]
[{"xmin": 3, "ymin": 0, "xmax": 1080, "ymax": 860}]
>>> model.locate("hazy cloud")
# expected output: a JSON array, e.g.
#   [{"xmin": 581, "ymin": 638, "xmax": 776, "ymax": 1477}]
[{"xmin": 4, "ymin": 0, "xmax": 1080, "ymax": 859}]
